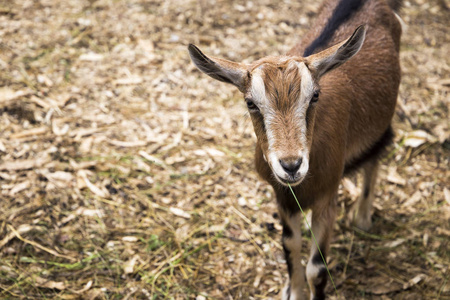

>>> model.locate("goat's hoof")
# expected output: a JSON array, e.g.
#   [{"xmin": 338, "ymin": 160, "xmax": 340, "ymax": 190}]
[{"xmin": 353, "ymin": 215, "xmax": 372, "ymax": 231}]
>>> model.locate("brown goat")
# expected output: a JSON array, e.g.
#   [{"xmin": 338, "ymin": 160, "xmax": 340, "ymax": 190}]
[{"xmin": 188, "ymin": 0, "xmax": 402, "ymax": 298}]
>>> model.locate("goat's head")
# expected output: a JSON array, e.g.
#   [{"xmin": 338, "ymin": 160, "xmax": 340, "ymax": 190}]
[{"xmin": 189, "ymin": 26, "xmax": 366, "ymax": 186}]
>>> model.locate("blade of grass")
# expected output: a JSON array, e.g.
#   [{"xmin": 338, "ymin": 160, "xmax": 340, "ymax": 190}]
[
  {"xmin": 287, "ymin": 183, "xmax": 339, "ymax": 298},
  {"xmin": 20, "ymin": 252, "xmax": 100, "ymax": 270},
  {"xmin": 8, "ymin": 225, "xmax": 76, "ymax": 262}
]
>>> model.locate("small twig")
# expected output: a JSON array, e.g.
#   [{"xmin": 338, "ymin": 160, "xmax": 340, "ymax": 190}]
[{"xmin": 7, "ymin": 224, "xmax": 76, "ymax": 262}]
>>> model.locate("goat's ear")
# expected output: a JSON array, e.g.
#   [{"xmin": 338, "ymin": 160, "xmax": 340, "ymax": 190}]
[
  {"xmin": 188, "ymin": 44, "xmax": 249, "ymax": 92},
  {"xmin": 305, "ymin": 25, "xmax": 366, "ymax": 78}
]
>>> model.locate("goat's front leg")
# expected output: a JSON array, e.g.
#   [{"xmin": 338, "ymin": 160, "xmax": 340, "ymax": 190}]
[
  {"xmin": 280, "ymin": 212, "xmax": 308, "ymax": 300},
  {"xmin": 306, "ymin": 198, "xmax": 337, "ymax": 300}
]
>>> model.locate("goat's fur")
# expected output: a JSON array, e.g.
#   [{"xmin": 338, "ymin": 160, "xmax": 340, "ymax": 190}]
[{"xmin": 188, "ymin": 0, "xmax": 402, "ymax": 298}]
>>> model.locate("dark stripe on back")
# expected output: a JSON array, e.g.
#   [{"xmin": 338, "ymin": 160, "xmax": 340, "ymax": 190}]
[
  {"xmin": 303, "ymin": 0, "xmax": 367, "ymax": 56},
  {"xmin": 344, "ymin": 126, "xmax": 394, "ymax": 175}
]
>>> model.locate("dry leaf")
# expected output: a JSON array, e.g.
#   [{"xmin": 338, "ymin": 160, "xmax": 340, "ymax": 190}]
[
  {"xmin": 79, "ymin": 136, "xmax": 94, "ymax": 153},
  {"xmin": 444, "ymin": 188, "xmax": 450, "ymax": 205},
  {"xmin": 403, "ymin": 130, "xmax": 436, "ymax": 148},
  {"xmin": 169, "ymin": 207, "xmax": 191, "ymax": 219},
  {"xmin": 366, "ymin": 279, "xmax": 402, "ymax": 295},
  {"xmin": 123, "ymin": 255, "xmax": 140, "ymax": 274},
  {"xmin": 383, "ymin": 238, "xmax": 406, "ymax": 248},
  {"xmin": 387, "ymin": 167, "xmax": 406, "ymax": 186},
  {"xmin": 145, "ymin": 176, "xmax": 154, "ymax": 184},
  {"xmin": 402, "ymin": 190, "xmax": 422, "ymax": 207},
  {"xmin": 77, "ymin": 170, "xmax": 110, "ymax": 198},
  {"xmin": 0, "ymin": 87, "xmax": 32, "ymax": 104},
  {"xmin": 0, "ymin": 155, "xmax": 50, "ymax": 171},
  {"xmin": 52, "ymin": 122, "xmax": 70, "ymax": 136},
  {"xmin": 73, "ymin": 280, "xmax": 93, "ymax": 294},
  {"xmin": 76, "ymin": 208, "xmax": 104, "ymax": 218},
  {"xmin": 69, "ymin": 159, "xmax": 97, "ymax": 170},
  {"xmin": 10, "ymin": 127, "xmax": 48, "ymax": 139},
  {"xmin": 253, "ymin": 267, "xmax": 264, "ymax": 288},
  {"xmin": 122, "ymin": 236, "xmax": 138, "ymax": 242},
  {"xmin": 29, "ymin": 95, "xmax": 51, "ymax": 109},
  {"xmin": 133, "ymin": 158, "xmax": 151, "ymax": 172},
  {"xmin": 37, "ymin": 74, "xmax": 54, "ymax": 86},
  {"xmin": 108, "ymin": 139, "xmax": 147, "ymax": 147},
  {"xmin": 9, "ymin": 180, "xmax": 30, "ymax": 196},
  {"xmin": 34, "ymin": 276, "xmax": 66, "ymax": 290},
  {"xmin": 139, "ymin": 151, "xmax": 169, "ymax": 169},
  {"xmin": 0, "ymin": 224, "xmax": 33, "ymax": 249},
  {"xmin": 79, "ymin": 52, "xmax": 103, "ymax": 61},
  {"xmin": 433, "ymin": 123, "xmax": 449, "ymax": 144},
  {"xmin": 193, "ymin": 149, "xmax": 207, "ymax": 156},
  {"xmin": 403, "ymin": 274, "xmax": 426, "ymax": 289},
  {"xmin": 40, "ymin": 171, "xmax": 74, "ymax": 187},
  {"xmin": 205, "ymin": 148, "xmax": 225, "ymax": 157}
]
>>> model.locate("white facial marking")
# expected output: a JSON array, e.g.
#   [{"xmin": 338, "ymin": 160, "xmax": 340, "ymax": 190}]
[
  {"xmin": 296, "ymin": 63, "xmax": 314, "ymax": 180},
  {"xmin": 268, "ymin": 151, "xmax": 286, "ymax": 179},
  {"xmin": 251, "ymin": 62, "xmax": 315, "ymax": 186},
  {"xmin": 266, "ymin": 62, "xmax": 314, "ymax": 186},
  {"xmin": 251, "ymin": 69, "xmax": 277, "ymax": 158}
]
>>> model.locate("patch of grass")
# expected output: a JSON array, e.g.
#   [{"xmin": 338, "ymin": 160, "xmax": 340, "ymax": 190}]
[
  {"xmin": 143, "ymin": 234, "xmax": 164, "ymax": 252},
  {"xmin": 20, "ymin": 252, "xmax": 101, "ymax": 270}
]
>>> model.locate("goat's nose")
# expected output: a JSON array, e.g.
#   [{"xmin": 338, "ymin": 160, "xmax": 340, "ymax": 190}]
[{"xmin": 279, "ymin": 158, "xmax": 302, "ymax": 177}]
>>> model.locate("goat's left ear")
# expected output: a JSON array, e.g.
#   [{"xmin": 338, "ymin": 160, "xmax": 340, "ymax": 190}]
[
  {"xmin": 188, "ymin": 44, "xmax": 249, "ymax": 93},
  {"xmin": 305, "ymin": 25, "xmax": 366, "ymax": 78}
]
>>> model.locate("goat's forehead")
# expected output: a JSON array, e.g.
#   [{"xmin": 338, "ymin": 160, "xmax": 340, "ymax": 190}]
[{"xmin": 249, "ymin": 61, "xmax": 313, "ymax": 104}]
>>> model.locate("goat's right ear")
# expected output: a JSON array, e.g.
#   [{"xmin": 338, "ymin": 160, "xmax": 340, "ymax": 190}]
[
  {"xmin": 188, "ymin": 44, "xmax": 249, "ymax": 92},
  {"xmin": 305, "ymin": 25, "xmax": 366, "ymax": 78}
]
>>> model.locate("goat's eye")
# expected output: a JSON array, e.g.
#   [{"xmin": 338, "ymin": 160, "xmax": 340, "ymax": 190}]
[
  {"xmin": 311, "ymin": 91, "xmax": 319, "ymax": 103},
  {"xmin": 246, "ymin": 99, "xmax": 259, "ymax": 111}
]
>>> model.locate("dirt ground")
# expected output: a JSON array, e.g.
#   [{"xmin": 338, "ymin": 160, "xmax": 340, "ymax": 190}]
[{"xmin": 0, "ymin": 0, "xmax": 448, "ymax": 299}]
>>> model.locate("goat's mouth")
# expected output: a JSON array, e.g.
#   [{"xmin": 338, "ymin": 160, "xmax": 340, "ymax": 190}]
[{"xmin": 274, "ymin": 173, "xmax": 304, "ymax": 187}]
